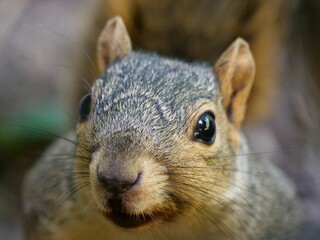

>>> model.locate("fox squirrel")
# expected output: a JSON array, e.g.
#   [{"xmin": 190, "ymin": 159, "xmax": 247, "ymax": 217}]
[{"xmin": 23, "ymin": 17, "xmax": 301, "ymax": 240}]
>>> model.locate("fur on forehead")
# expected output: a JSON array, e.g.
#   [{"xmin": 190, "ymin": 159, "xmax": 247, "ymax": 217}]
[
  {"xmin": 92, "ymin": 51, "xmax": 219, "ymax": 106},
  {"xmin": 88, "ymin": 51, "xmax": 222, "ymax": 153}
]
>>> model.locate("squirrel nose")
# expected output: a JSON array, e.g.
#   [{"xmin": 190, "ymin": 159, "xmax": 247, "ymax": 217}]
[{"xmin": 98, "ymin": 172, "xmax": 142, "ymax": 195}]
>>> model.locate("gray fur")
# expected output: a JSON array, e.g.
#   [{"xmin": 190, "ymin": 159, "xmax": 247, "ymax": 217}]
[
  {"xmin": 90, "ymin": 52, "xmax": 219, "ymax": 151},
  {"xmin": 23, "ymin": 51, "xmax": 302, "ymax": 240}
]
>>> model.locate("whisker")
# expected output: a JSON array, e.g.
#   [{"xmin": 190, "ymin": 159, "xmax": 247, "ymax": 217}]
[
  {"xmin": 169, "ymin": 187, "xmax": 239, "ymax": 239},
  {"xmin": 13, "ymin": 125, "xmax": 92, "ymax": 153},
  {"xmin": 166, "ymin": 164, "xmax": 293, "ymax": 182},
  {"xmin": 170, "ymin": 183, "xmax": 261, "ymax": 240},
  {"xmin": 52, "ymin": 182, "xmax": 90, "ymax": 218},
  {"xmin": 212, "ymin": 149, "xmax": 298, "ymax": 160},
  {"xmin": 168, "ymin": 172, "xmax": 273, "ymax": 201},
  {"xmin": 25, "ymin": 20, "xmax": 99, "ymax": 77},
  {"xmin": 45, "ymin": 63, "xmax": 92, "ymax": 93}
]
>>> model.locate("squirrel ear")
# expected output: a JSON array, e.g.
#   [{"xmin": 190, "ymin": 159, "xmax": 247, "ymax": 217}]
[
  {"xmin": 214, "ymin": 38, "xmax": 255, "ymax": 128},
  {"xmin": 97, "ymin": 16, "xmax": 132, "ymax": 74}
]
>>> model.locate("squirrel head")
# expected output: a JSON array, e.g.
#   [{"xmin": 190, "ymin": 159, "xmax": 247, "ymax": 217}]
[{"xmin": 75, "ymin": 17, "xmax": 255, "ymax": 230}]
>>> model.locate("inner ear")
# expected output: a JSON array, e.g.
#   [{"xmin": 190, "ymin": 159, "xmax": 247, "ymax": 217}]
[
  {"xmin": 97, "ymin": 16, "xmax": 132, "ymax": 74},
  {"xmin": 214, "ymin": 38, "xmax": 255, "ymax": 129}
]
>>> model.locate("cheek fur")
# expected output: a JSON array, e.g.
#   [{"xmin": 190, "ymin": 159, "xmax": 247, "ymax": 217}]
[
  {"xmin": 164, "ymin": 134, "xmax": 236, "ymax": 216},
  {"xmin": 89, "ymin": 151, "xmax": 108, "ymax": 211}
]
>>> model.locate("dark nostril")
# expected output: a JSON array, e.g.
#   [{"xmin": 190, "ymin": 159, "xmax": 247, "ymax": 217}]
[{"xmin": 98, "ymin": 172, "xmax": 142, "ymax": 195}]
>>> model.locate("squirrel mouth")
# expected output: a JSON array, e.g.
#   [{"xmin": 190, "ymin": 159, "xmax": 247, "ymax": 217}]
[
  {"xmin": 103, "ymin": 197, "xmax": 165, "ymax": 228},
  {"xmin": 108, "ymin": 210, "xmax": 162, "ymax": 229}
]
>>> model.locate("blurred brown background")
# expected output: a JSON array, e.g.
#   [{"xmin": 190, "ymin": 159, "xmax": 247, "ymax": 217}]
[
  {"xmin": 0, "ymin": 0, "xmax": 102, "ymax": 239},
  {"xmin": 0, "ymin": 0, "xmax": 320, "ymax": 239}
]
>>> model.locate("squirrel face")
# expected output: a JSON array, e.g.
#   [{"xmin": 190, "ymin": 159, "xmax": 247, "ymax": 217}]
[{"xmin": 74, "ymin": 17, "xmax": 255, "ymax": 230}]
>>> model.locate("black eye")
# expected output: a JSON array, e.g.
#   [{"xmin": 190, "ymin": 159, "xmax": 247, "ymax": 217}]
[
  {"xmin": 193, "ymin": 112, "xmax": 216, "ymax": 144},
  {"xmin": 79, "ymin": 94, "xmax": 91, "ymax": 122}
]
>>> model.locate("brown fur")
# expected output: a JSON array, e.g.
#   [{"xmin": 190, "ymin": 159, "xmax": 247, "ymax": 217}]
[{"xmin": 23, "ymin": 17, "xmax": 301, "ymax": 239}]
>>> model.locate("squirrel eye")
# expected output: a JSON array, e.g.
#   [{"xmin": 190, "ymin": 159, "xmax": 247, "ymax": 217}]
[
  {"xmin": 193, "ymin": 112, "xmax": 216, "ymax": 144},
  {"xmin": 79, "ymin": 94, "xmax": 91, "ymax": 122}
]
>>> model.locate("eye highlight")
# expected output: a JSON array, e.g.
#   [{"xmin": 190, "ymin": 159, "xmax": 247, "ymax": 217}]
[
  {"xmin": 193, "ymin": 112, "xmax": 216, "ymax": 144},
  {"xmin": 79, "ymin": 94, "xmax": 91, "ymax": 122}
]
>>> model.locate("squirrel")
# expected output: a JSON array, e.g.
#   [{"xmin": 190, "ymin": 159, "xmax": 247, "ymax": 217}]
[{"xmin": 23, "ymin": 16, "xmax": 302, "ymax": 240}]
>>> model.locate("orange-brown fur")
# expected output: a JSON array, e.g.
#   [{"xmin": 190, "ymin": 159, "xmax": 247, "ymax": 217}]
[{"xmin": 23, "ymin": 16, "xmax": 301, "ymax": 240}]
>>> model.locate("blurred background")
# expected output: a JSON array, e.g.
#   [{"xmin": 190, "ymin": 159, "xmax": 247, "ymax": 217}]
[{"xmin": 0, "ymin": 0, "xmax": 320, "ymax": 239}]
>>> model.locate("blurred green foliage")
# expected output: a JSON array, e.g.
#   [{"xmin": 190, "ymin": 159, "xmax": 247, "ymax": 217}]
[{"xmin": 0, "ymin": 99, "xmax": 70, "ymax": 174}]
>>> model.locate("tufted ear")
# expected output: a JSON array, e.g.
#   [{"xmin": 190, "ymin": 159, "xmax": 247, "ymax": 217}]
[
  {"xmin": 97, "ymin": 16, "xmax": 132, "ymax": 74},
  {"xmin": 214, "ymin": 38, "xmax": 255, "ymax": 129}
]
